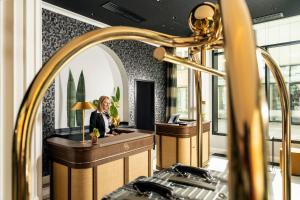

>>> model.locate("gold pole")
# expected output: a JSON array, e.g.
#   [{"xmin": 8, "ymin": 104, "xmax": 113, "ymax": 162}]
[
  {"xmin": 153, "ymin": 47, "xmax": 226, "ymax": 78},
  {"xmin": 11, "ymin": 1, "xmax": 273, "ymax": 199},
  {"xmin": 196, "ymin": 71, "xmax": 203, "ymax": 167},
  {"xmin": 220, "ymin": 0, "xmax": 268, "ymax": 199},
  {"xmin": 82, "ymin": 110, "xmax": 85, "ymax": 143},
  {"xmin": 189, "ymin": 47, "xmax": 203, "ymax": 167},
  {"xmin": 189, "ymin": 46, "xmax": 206, "ymax": 167},
  {"xmin": 12, "ymin": 25, "xmax": 220, "ymax": 199},
  {"xmin": 199, "ymin": 47, "xmax": 206, "ymax": 167},
  {"xmin": 160, "ymin": 44, "xmax": 291, "ymax": 200},
  {"xmin": 260, "ymin": 48, "xmax": 291, "ymax": 200}
]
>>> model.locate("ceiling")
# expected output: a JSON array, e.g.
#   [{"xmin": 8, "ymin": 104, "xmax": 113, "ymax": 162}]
[{"xmin": 43, "ymin": 0, "xmax": 300, "ymax": 36}]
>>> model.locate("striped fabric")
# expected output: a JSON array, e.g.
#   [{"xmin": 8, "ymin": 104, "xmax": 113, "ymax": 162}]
[{"xmin": 166, "ymin": 48, "xmax": 177, "ymax": 121}]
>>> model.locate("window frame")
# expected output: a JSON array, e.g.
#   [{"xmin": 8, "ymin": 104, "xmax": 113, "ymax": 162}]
[
  {"xmin": 175, "ymin": 48, "xmax": 196, "ymax": 120},
  {"xmin": 212, "ymin": 40, "xmax": 300, "ymax": 143}
]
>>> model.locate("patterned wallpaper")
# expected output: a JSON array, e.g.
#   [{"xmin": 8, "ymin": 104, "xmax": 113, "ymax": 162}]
[
  {"xmin": 42, "ymin": 9, "xmax": 167, "ymax": 175},
  {"xmin": 106, "ymin": 40, "xmax": 167, "ymax": 126}
]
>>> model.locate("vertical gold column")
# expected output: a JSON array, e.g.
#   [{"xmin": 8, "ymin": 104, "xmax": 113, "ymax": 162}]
[
  {"xmin": 190, "ymin": 47, "xmax": 205, "ymax": 167},
  {"xmin": 220, "ymin": 0, "xmax": 268, "ymax": 199},
  {"xmin": 261, "ymin": 49, "xmax": 291, "ymax": 200},
  {"xmin": 195, "ymin": 71, "xmax": 203, "ymax": 167},
  {"xmin": 200, "ymin": 47, "xmax": 206, "ymax": 167}
]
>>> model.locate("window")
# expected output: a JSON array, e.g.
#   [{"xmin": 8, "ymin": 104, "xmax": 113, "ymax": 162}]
[
  {"xmin": 215, "ymin": 53, "xmax": 226, "ymax": 133},
  {"xmin": 267, "ymin": 44, "xmax": 300, "ymax": 139},
  {"xmin": 175, "ymin": 48, "xmax": 195, "ymax": 119},
  {"xmin": 290, "ymin": 83, "xmax": 300, "ymax": 124},
  {"xmin": 177, "ymin": 65, "xmax": 189, "ymax": 118},
  {"xmin": 213, "ymin": 15, "xmax": 300, "ymax": 140}
]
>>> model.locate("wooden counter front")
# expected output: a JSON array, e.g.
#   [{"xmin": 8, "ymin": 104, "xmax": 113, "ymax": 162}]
[
  {"xmin": 47, "ymin": 130, "xmax": 154, "ymax": 200},
  {"xmin": 156, "ymin": 122, "xmax": 211, "ymax": 169}
]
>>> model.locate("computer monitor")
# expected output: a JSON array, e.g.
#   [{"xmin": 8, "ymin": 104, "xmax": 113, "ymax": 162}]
[{"xmin": 168, "ymin": 114, "xmax": 180, "ymax": 124}]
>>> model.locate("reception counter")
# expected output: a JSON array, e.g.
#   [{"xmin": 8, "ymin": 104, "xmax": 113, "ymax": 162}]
[
  {"xmin": 156, "ymin": 122, "xmax": 211, "ymax": 169},
  {"xmin": 47, "ymin": 129, "xmax": 154, "ymax": 200}
]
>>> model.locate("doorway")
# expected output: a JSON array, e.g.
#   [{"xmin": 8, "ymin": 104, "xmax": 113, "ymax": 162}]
[{"xmin": 135, "ymin": 80, "xmax": 155, "ymax": 131}]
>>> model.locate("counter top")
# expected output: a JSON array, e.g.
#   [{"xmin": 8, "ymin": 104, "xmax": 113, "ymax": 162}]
[
  {"xmin": 156, "ymin": 122, "xmax": 211, "ymax": 137},
  {"xmin": 47, "ymin": 129, "xmax": 154, "ymax": 168}
]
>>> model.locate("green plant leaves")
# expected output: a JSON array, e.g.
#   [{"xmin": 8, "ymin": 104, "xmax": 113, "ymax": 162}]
[
  {"xmin": 116, "ymin": 87, "xmax": 120, "ymax": 101},
  {"xmin": 67, "ymin": 70, "xmax": 76, "ymax": 128},
  {"xmin": 93, "ymin": 99, "xmax": 99, "ymax": 108},
  {"xmin": 93, "ymin": 128, "xmax": 100, "ymax": 137},
  {"xmin": 111, "ymin": 96, "xmax": 117, "ymax": 103},
  {"xmin": 76, "ymin": 70, "xmax": 86, "ymax": 126},
  {"xmin": 110, "ymin": 105, "xmax": 118, "ymax": 118},
  {"xmin": 110, "ymin": 86, "xmax": 120, "ymax": 118}
]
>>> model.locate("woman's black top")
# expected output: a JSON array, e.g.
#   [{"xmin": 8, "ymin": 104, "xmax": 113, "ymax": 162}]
[{"xmin": 89, "ymin": 111, "xmax": 112, "ymax": 138}]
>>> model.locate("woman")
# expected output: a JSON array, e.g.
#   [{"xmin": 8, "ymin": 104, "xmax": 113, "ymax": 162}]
[{"xmin": 89, "ymin": 96, "xmax": 113, "ymax": 137}]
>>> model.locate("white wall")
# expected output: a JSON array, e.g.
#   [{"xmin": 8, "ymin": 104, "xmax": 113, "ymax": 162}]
[{"xmin": 55, "ymin": 44, "xmax": 129, "ymax": 129}]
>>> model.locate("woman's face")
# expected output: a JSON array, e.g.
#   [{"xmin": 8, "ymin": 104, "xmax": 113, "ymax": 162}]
[{"xmin": 102, "ymin": 98, "xmax": 110, "ymax": 112}]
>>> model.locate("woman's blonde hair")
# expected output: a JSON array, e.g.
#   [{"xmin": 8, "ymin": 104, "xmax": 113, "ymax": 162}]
[{"xmin": 98, "ymin": 96, "xmax": 110, "ymax": 112}]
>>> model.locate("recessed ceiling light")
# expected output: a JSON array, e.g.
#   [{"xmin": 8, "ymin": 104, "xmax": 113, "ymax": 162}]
[
  {"xmin": 253, "ymin": 12, "xmax": 284, "ymax": 24},
  {"xmin": 101, "ymin": 2, "xmax": 145, "ymax": 23}
]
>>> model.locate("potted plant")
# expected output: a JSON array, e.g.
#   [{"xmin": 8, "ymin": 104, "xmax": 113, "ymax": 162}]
[
  {"xmin": 110, "ymin": 87, "xmax": 121, "ymax": 127},
  {"xmin": 90, "ymin": 128, "xmax": 100, "ymax": 144}
]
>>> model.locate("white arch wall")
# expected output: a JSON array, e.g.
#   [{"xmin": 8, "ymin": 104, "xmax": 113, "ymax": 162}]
[
  {"xmin": 55, "ymin": 44, "xmax": 129, "ymax": 129},
  {"xmin": 99, "ymin": 44, "xmax": 129, "ymax": 122}
]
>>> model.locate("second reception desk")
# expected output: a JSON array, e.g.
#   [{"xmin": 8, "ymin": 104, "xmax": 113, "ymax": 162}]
[
  {"xmin": 47, "ymin": 129, "xmax": 154, "ymax": 200},
  {"xmin": 156, "ymin": 122, "xmax": 211, "ymax": 169}
]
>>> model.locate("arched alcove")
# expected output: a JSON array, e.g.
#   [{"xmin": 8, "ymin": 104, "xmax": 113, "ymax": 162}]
[{"xmin": 55, "ymin": 44, "xmax": 129, "ymax": 129}]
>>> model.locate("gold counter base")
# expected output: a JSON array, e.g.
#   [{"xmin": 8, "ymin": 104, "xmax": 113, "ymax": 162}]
[
  {"xmin": 280, "ymin": 147, "xmax": 300, "ymax": 176},
  {"xmin": 156, "ymin": 122, "xmax": 210, "ymax": 169}
]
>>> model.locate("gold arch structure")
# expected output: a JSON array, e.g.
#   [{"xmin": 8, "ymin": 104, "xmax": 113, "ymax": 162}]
[
  {"xmin": 12, "ymin": 0, "xmax": 291, "ymax": 200},
  {"xmin": 153, "ymin": 45, "xmax": 291, "ymax": 200}
]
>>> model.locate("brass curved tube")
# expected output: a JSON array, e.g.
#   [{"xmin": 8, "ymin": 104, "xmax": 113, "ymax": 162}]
[
  {"xmin": 260, "ymin": 48, "xmax": 291, "ymax": 200},
  {"xmin": 12, "ymin": 1, "xmax": 272, "ymax": 200},
  {"xmin": 12, "ymin": 26, "xmax": 223, "ymax": 199},
  {"xmin": 153, "ymin": 47, "xmax": 226, "ymax": 78},
  {"xmin": 220, "ymin": 0, "xmax": 268, "ymax": 199},
  {"xmin": 153, "ymin": 33, "xmax": 291, "ymax": 200}
]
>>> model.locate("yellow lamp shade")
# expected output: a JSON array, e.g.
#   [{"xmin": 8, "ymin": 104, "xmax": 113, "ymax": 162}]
[{"xmin": 71, "ymin": 102, "xmax": 96, "ymax": 110}]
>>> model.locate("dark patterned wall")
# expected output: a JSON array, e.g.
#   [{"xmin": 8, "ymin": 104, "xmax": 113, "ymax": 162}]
[
  {"xmin": 42, "ymin": 9, "xmax": 167, "ymax": 175},
  {"xmin": 105, "ymin": 40, "xmax": 167, "ymax": 126},
  {"xmin": 42, "ymin": 9, "xmax": 96, "ymax": 140}
]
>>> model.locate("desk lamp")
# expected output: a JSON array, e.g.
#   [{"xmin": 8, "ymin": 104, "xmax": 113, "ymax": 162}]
[{"xmin": 72, "ymin": 102, "xmax": 96, "ymax": 143}]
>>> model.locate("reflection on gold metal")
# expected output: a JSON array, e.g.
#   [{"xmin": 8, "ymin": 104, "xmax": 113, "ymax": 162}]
[
  {"xmin": 12, "ymin": 1, "xmax": 290, "ymax": 200},
  {"xmin": 220, "ymin": 0, "xmax": 267, "ymax": 199},
  {"xmin": 12, "ymin": 20, "xmax": 222, "ymax": 200},
  {"xmin": 188, "ymin": 2, "xmax": 220, "ymax": 36},
  {"xmin": 189, "ymin": 47, "xmax": 205, "ymax": 167},
  {"xmin": 71, "ymin": 102, "xmax": 96, "ymax": 143},
  {"xmin": 154, "ymin": 4, "xmax": 291, "ymax": 200},
  {"xmin": 156, "ymin": 42, "xmax": 291, "ymax": 200},
  {"xmin": 153, "ymin": 47, "xmax": 226, "ymax": 78},
  {"xmin": 260, "ymin": 48, "xmax": 291, "ymax": 200}
]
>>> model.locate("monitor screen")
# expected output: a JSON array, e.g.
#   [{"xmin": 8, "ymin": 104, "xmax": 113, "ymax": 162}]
[{"xmin": 168, "ymin": 114, "xmax": 180, "ymax": 123}]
